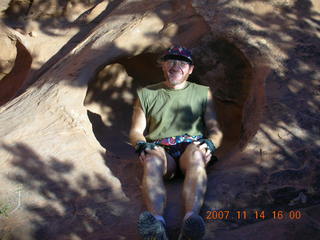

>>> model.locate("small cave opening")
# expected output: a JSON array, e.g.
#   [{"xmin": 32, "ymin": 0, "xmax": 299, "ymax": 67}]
[
  {"xmin": 192, "ymin": 37, "xmax": 256, "ymax": 160},
  {"xmin": 84, "ymin": 52, "xmax": 163, "ymax": 157},
  {"xmin": 84, "ymin": 37, "xmax": 262, "ymax": 161}
]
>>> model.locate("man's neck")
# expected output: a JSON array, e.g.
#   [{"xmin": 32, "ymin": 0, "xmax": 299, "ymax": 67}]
[{"xmin": 164, "ymin": 81, "xmax": 188, "ymax": 90}]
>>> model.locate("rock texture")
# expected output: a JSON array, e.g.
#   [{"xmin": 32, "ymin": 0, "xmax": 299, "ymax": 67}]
[
  {"xmin": 0, "ymin": 0, "xmax": 319, "ymax": 239},
  {"xmin": 0, "ymin": 0, "xmax": 11, "ymax": 14},
  {"xmin": 0, "ymin": 27, "xmax": 16, "ymax": 81},
  {"xmin": 0, "ymin": 25, "xmax": 32, "ymax": 105}
]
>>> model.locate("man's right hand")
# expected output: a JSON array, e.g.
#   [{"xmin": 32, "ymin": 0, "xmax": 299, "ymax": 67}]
[
  {"xmin": 135, "ymin": 141, "xmax": 158, "ymax": 155},
  {"xmin": 138, "ymin": 146, "xmax": 166, "ymax": 165}
]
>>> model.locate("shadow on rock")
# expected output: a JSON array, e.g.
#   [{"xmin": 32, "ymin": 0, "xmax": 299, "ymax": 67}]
[{"xmin": 2, "ymin": 143, "xmax": 141, "ymax": 240}]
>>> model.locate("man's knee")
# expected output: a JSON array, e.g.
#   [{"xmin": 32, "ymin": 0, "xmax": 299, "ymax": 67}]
[
  {"xmin": 143, "ymin": 154, "xmax": 165, "ymax": 172},
  {"xmin": 188, "ymin": 144, "xmax": 206, "ymax": 167},
  {"xmin": 180, "ymin": 144, "xmax": 206, "ymax": 173}
]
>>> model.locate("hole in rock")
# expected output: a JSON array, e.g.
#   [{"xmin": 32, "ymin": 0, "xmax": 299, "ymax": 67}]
[
  {"xmin": 84, "ymin": 52, "xmax": 163, "ymax": 156},
  {"xmin": 84, "ymin": 38, "xmax": 262, "ymax": 160},
  {"xmin": 192, "ymin": 38, "xmax": 257, "ymax": 159}
]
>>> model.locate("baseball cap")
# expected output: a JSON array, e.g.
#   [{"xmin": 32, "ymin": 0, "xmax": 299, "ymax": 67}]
[{"xmin": 161, "ymin": 46, "xmax": 193, "ymax": 64}]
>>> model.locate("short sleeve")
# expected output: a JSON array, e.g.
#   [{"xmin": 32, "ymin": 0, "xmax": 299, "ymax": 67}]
[{"xmin": 137, "ymin": 88, "xmax": 147, "ymax": 114}]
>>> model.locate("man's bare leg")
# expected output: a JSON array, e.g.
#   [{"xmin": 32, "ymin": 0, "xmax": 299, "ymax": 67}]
[
  {"xmin": 137, "ymin": 147, "xmax": 176, "ymax": 239},
  {"xmin": 140, "ymin": 147, "xmax": 176, "ymax": 215},
  {"xmin": 180, "ymin": 143, "xmax": 208, "ymax": 215},
  {"xmin": 178, "ymin": 143, "xmax": 210, "ymax": 239},
  {"xmin": 142, "ymin": 151, "xmax": 166, "ymax": 215}
]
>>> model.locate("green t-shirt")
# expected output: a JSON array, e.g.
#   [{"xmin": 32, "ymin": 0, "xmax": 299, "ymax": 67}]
[{"xmin": 137, "ymin": 82, "xmax": 209, "ymax": 141}]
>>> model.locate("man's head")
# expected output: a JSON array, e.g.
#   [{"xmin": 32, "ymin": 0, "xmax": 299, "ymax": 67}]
[{"xmin": 160, "ymin": 46, "xmax": 194, "ymax": 89}]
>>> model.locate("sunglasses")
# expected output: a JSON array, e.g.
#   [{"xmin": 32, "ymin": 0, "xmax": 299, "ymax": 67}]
[{"xmin": 164, "ymin": 59, "xmax": 190, "ymax": 68}]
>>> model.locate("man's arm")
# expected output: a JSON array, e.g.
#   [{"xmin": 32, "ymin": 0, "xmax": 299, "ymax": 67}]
[
  {"xmin": 129, "ymin": 98, "xmax": 147, "ymax": 146},
  {"xmin": 204, "ymin": 90, "xmax": 222, "ymax": 148}
]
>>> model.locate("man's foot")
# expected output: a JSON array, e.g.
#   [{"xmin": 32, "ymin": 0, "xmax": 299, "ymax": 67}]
[
  {"xmin": 178, "ymin": 214, "xmax": 205, "ymax": 240},
  {"xmin": 137, "ymin": 211, "xmax": 168, "ymax": 240}
]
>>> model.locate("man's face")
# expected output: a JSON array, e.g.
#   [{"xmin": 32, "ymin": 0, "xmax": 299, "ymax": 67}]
[{"xmin": 161, "ymin": 59, "xmax": 194, "ymax": 88}]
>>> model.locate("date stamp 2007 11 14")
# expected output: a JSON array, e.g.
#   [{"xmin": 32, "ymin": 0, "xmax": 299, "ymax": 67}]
[{"xmin": 205, "ymin": 210, "xmax": 302, "ymax": 221}]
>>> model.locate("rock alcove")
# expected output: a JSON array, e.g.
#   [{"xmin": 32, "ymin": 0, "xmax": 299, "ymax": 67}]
[{"xmin": 84, "ymin": 37, "xmax": 261, "ymax": 164}]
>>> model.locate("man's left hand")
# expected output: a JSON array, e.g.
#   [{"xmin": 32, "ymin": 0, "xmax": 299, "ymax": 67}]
[{"xmin": 194, "ymin": 141, "xmax": 212, "ymax": 165}]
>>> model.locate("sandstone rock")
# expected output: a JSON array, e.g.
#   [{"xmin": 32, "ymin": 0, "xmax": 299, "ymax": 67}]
[
  {"xmin": 0, "ymin": 29, "xmax": 16, "ymax": 81},
  {"xmin": 0, "ymin": 0, "xmax": 319, "ymax": 239},
  {"xmin": 4, "ymin": 0, "xmax": 31, "ymax": 21},
  {"xmin": 0, "ymin": 27, "xmax": 32, "ymax": 106},
  {"xmin": 0, "ymin": 0, "xmax": 11, "ymax": 14},
  {"xmin": 83, "ymin": 1, "xmax": 109, "ymax": 23}
]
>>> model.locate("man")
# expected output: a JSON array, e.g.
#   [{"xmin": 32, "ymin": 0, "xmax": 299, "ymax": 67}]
[{"xmin": 129, "ymin": 46, "xmax": 220, "ymax": 240}]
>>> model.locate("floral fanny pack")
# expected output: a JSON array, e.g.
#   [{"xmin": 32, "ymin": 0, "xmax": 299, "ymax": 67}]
[{"xmin": 153, "ymin": 134, "xmax": 203, "ymax": 146}]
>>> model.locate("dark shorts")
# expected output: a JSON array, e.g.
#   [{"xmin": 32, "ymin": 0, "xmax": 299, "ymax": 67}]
[
  {"xmin": 162, "ymin": 142, "xmax": 193, "ymax": 178},
  {"xmin": 162, "ymin": 142, "xmax": 192, "ymax": 161},
  {"xmin": 152, "ymin": 134, "xmax": 203, "ymax": 178},
  {"xmin": 153, "ymin": 134, "xmax": 203, "ymax": 160}
]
